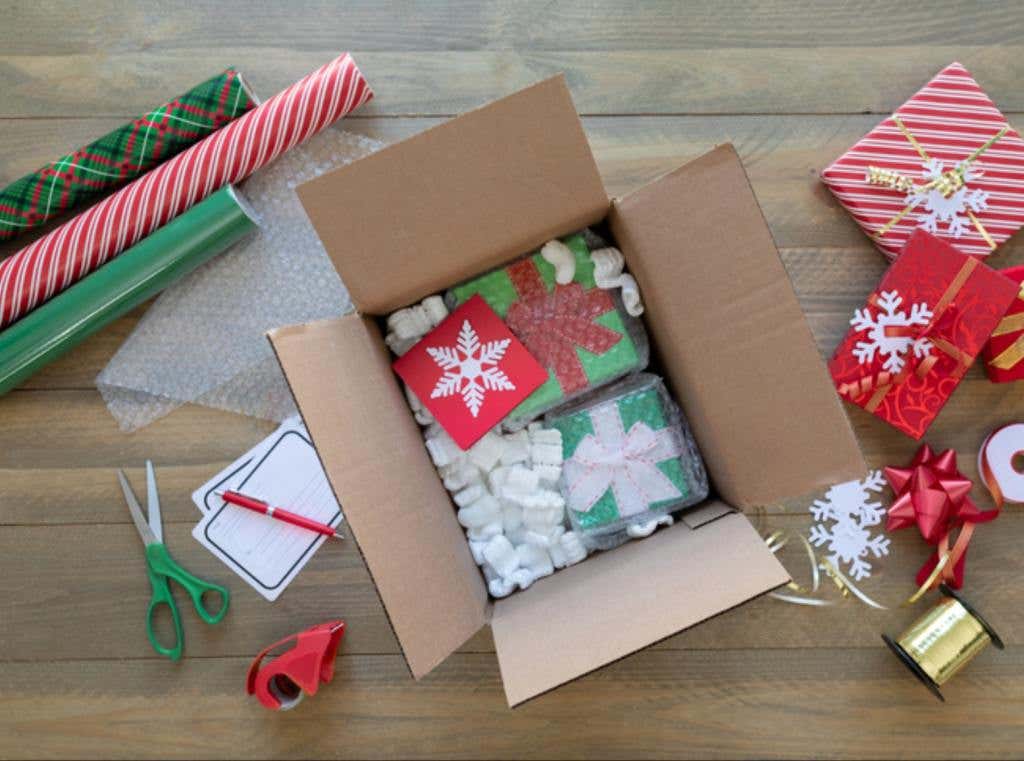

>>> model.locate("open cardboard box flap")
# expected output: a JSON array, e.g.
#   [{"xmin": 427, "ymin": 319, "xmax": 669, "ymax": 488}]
[{"xmin": 272, "ymin": 75, "xmax": 866, "ymax": 705}]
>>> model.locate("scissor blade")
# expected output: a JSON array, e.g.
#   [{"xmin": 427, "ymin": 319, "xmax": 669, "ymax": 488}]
[
  {"xmin": 118, "ymin": 469, "xmax": 158, "ymax": 546},
  {"xmin": 146, "ymin": 460, "xmax": 162, "ymax": 543}
]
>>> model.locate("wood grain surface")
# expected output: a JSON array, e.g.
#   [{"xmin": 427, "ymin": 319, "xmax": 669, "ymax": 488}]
[{"xmin": 3, "ymin": 2, "xmax": 1024, "ymax": 758}]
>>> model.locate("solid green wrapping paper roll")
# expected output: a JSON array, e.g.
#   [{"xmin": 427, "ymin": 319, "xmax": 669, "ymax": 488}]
[{"xmin": 0, "ymin": 186, "xmax": 257, "ymax": 395}]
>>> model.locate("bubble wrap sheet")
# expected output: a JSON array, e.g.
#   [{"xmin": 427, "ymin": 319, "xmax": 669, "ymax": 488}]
[{"xmin": 96, "ymin": 129, "xmax": 382, "ymax": 430}]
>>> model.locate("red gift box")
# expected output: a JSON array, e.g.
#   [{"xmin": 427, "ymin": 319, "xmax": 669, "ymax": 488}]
[
  {"xmin": 829, "ymin": 229, "xmax": 1018, "ymax": 439},
  {"xmin": 822, "ymin": 62, "xmax": 1024, "ymax": 261},
  {"xmin": 982, "ymin": 264, "xmax": 1024, "ymax": 382},
  {"xmin": 393, "ymin": 295, "xmax": 547, "ymax": 449}
]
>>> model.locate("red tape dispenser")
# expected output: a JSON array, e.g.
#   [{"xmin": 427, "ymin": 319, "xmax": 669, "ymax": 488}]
[{"xmin": 246, "ymin": 620, "xmax": 345, "ymax": 711}]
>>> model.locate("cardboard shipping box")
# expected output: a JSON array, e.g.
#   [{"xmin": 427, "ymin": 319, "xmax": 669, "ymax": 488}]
[{"xmin": 269, "ymin": 76, "xmax": 866, "ymax": 706}]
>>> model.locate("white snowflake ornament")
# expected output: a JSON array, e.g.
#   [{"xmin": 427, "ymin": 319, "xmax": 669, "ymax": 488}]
[
  {"xmin": 427, "ymin": 319, "xmax": 516, "ymax": 417},
  {"xmin": 849, "ymin": 289, "xmax": 933, "ymax": 374},
  {"xmin": 910, "ymin": 158, "xmax": 990, "ymax": 239},
  {"xmin": 808, "ymin": 471, "xmax": 891, "ymax": 581}
]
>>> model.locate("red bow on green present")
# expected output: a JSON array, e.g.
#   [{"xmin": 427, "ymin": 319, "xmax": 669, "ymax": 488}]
[
  {"xmin": 884, "ymin": 444, "xmax": 997, "ymax": 589},
  {"xmin": 505, "ymin": 259, "xmax": 621, "ymax": 394}
]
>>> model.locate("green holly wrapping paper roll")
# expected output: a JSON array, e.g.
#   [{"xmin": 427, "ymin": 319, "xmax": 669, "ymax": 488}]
[
  {"xmin": 447, "ymin": 233, "xmax": 648, "ymax": 427},
  {"xmin": 546, "ymin": 374, "xmax": 708, "ymax": 548},
  {"xmin": 0, "ymin": 186, "xmax": 257, "ymax": 396},
  {"xmin": 0, "ymin": 69, "xmax": 256, "ymax": 241}
]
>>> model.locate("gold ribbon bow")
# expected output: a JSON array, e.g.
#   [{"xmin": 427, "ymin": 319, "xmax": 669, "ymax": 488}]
[
  {"xmin": 839, "ymin": 257, "xmax": 977, "ymax": 412},
  {"xmin": 867, "ymin": 115, "xmax": 1007, "ymax": 248},
  {"xmin": 987, "ymin": 283, "xmax": 1024, "ymax": 370}
]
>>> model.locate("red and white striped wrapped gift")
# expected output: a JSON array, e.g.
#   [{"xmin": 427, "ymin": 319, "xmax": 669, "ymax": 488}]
[
  {"xmin": 0, "ymin": 53, "xmax": 372, "ymax": 328},
  {"xmin": 821, "ymin": 62, "xmax": 1024, "ymax": 261}
]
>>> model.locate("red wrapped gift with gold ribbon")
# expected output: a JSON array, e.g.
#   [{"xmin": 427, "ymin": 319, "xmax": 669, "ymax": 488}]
[
  {"xmin": 982, "ymin": 264, "xmax": 1024, "ymax": 382},
  {"xmin": 829, "ymin": 229, "xmax": 1018, "ymax": 439}
]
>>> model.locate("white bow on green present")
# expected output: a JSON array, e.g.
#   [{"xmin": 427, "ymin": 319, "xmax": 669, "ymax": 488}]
[{"xmin": 563, "ymin": 403, "xmax": 682, "ymax": 517}]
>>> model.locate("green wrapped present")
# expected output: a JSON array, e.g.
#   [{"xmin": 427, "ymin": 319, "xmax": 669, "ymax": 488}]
[
  {"xmin": 547, "ymin": 374, "xmax": 708, "ymax": 542},
  {"xmin": 447, "ymin": 233, "xmax": 647, "ymax": 426}
]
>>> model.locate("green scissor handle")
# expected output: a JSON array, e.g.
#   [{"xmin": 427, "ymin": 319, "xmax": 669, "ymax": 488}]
[{"xmin": 144, "ymin": 543, "xmax": 230, "ymax": 661}]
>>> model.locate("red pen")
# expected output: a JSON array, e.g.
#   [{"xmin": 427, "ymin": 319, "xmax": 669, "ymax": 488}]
[{"xmin": 215, "ymin": 490, "xmax": 343, "ymax": 540}]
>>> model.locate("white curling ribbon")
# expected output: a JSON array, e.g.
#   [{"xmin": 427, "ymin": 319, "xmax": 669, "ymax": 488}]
[{"xmin": 564, "ymin": 405, "xmax": 682, "ymax": 517}]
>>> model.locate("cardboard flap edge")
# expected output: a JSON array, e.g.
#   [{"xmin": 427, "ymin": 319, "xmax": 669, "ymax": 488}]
[
  {"xmin": 491, "ymin": 506, "xmax": 789, "ymax": 706},
  {"xmin": 268, "ymin": 315, "xmax": 488, "ymax": 678}
]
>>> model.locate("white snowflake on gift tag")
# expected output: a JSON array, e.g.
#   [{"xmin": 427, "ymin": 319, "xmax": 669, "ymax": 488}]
[
  {"xmin": 427, "ymin": 319, "xmax": 516, "ymax": 417},
  {"xmin": 850, "ymin": 290, "xmax": 933, "ymax": 374},
  {"xmin": 808, "ymin": 471, "xmax": 891, "ymax": 581},
  {"xmin": 911, "ymin": 158, "xmax": 990, "ymax": 239}
]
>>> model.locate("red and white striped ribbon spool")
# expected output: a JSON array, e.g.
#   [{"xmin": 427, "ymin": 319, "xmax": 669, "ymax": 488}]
[
  {"xmin": 0, "ymin": 53, "xmax": 372, "ymax": 328},
  {"xmin": 821, "ymin": 62, "xmax": 1024, "ymax": 261}
]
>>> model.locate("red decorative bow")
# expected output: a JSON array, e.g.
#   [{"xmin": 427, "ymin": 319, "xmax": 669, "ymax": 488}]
[
  {"xmin": 884, "ymin": 444, "xmax": 997, "ymax": 589},
  {"xmin": 505, "ymin": 259, "xmax": 621, "ymax": 394}
]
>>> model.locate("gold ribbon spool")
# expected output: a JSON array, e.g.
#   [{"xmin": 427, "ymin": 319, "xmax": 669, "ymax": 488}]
[{"xmin": 882, "ymin": 584, "xmax": 1004, "ymax": 701}]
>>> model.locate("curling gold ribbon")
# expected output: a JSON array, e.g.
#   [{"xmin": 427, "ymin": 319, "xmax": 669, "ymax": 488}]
[
  {"xmin": 868, "ymin": 116, "xmax": 1007, "ymax": 248},
  {"xmin": 839, "ymin": 256, "xmax": 978, "ymax": 413},
  {"xmin": 765, "ymin": 529, "xmax": 948, "ymax": 609},
  {"xmin": 987, "ymin": 284, "xmax": 1024, "ymax": 370}
]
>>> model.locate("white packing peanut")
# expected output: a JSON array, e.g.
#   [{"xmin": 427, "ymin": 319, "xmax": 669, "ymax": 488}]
[
  {"xmin": 546, "ymin": 526, "xmax": 569, "ymax": 567},
  {"xmin": 540, "ymin": 239, "xmax": 577, "ymax": 285},
  {"xmin": 468, "ymin": 430, "xmax": 505, "ymax": 472},
  {"xmin": 456, "ymin": 494, "xmax": 501, "ymax": 530},
  {"xmin": 618, "ymin": 273, "xmax": 644, "ymax": 317},
  {"xmin": 421, "ymin": 295, "xmax": 448, "ymax": 326},
  {"xmin": 442, "ymin": 461, "xmax": 480, "ymax": 492},
  {"xmin": 534, "ymin": 465, "xmax": 562, "ymax": 488},
  {"xmin": 489, "ymin": 576, "xmax": 516, "ymax": 598},
  {"xmin": 590, "ymin": 246, "xmax": 626, "ymax": 289},
  {"xmin": 502, "ymin": 503, "xmax": 523, "ymax": 534},
  {"xmin": 453, "ymin": 483, "xmax": 487, "ymax": 509},
  {"xmin": 516, "ymin": 544, "xmax": 554, "ymax": 578},
  {"xmin": 500, "ymin": 465, "xmax": 541, "ymax": 502},
  {"xmin": 625, "ymin": 514, "xmax": 674, "ymax": 539},
  {"xmin": 466, "ymin": 521, "xmax": 503, "ymax": 542},
  {"xmin": 424, "ymin": 431, "xmax": 461, "ymax": 468},
  {"xmin": 487, "ymin": 465, "xmax": 511, "ymax": 495},
  {"xmin": 483, "ymin": 565, "xmax": 516, "ymax": 598},
  {"xmin": 590, "ymin": 246, "xmax": 645, "ymax": 316},
  {"xmin": 560, "ymin": 531, "xmax": 588, "ymax": 566},
  {"xmin": 385, "ymin": 333, "xmax": 419, "ymax": 356},
  {"xmin": 482, "ymin": 535, "xmax": 520, "ymax": 579},
  {"xmin": 511, "ymin": 568, "xmax": 536, "ymax": 590},
  {"xmin": 499, "ymin": 429, "xmax": 531, "ymax": 465},
  {"xmin": 468, "ymin": 540, "xmax": 488, "ymax": 566}
]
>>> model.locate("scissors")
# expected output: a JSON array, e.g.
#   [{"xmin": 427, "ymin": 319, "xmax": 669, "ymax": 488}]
[{"xmin": 118, "ymin": 461, "xmax": 230, "ymax": 660}]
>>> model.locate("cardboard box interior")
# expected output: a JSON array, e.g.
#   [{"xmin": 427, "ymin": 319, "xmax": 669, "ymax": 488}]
[{"xmin": 270, "ymin": 75, "xmax": 866, "ymax": 706}]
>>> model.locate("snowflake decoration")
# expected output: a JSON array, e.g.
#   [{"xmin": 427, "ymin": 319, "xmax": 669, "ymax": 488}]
[
  {"xmin": 909, "ymin": 158, "xmax": 990, "ymax": 239},
  {"xmin": 850, "ymin": 289, "xmax": 933, "ymax": 374},
  {"xmin": 427, "ymin": 319, "xmax": 516, "ymax": 417},
  {"xmin": 808, "ymin": 471, "xmax": 891, "ymax": 581}
]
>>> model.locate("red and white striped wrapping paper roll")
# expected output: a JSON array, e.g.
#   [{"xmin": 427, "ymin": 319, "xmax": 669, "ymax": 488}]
[
  {"xmin": 821, "ymin": 62, "xmax": 1024, "ymax": 261},
  {"xmin": 0, "ymin": 54, "xmax": 372, "ymax": 327}
]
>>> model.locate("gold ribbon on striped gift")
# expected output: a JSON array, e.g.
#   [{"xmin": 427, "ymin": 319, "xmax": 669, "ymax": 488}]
[
  {"xmin": 987, "ymin": 282, "xmax": 1024, "ymax": 370},
  {"xmin": 866, "ymin": 115, "xmax": 1008, "ymax": 248}
]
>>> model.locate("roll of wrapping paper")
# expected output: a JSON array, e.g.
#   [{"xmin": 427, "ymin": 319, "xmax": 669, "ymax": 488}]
[
  {"xmin": 0, "ymin": 53, "xmax": 372, "ymax": 328},
  {"xmin": 0, "ymin": 69, "xmax": 256, "ymax": 242},
  {"xmin": 0, "ymin": 186, "xmax": 257, "ymax": 396}
]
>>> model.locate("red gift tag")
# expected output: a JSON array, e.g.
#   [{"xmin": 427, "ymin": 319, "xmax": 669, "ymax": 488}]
[{"xmin": 393, "ymin": 295, "xmax": 547, "ymax": 449}]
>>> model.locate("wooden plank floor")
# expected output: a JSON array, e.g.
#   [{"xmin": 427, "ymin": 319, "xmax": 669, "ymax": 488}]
[{"xmin": 4, "ymin": 2, "xmax": 1024, "ymax": 758}]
